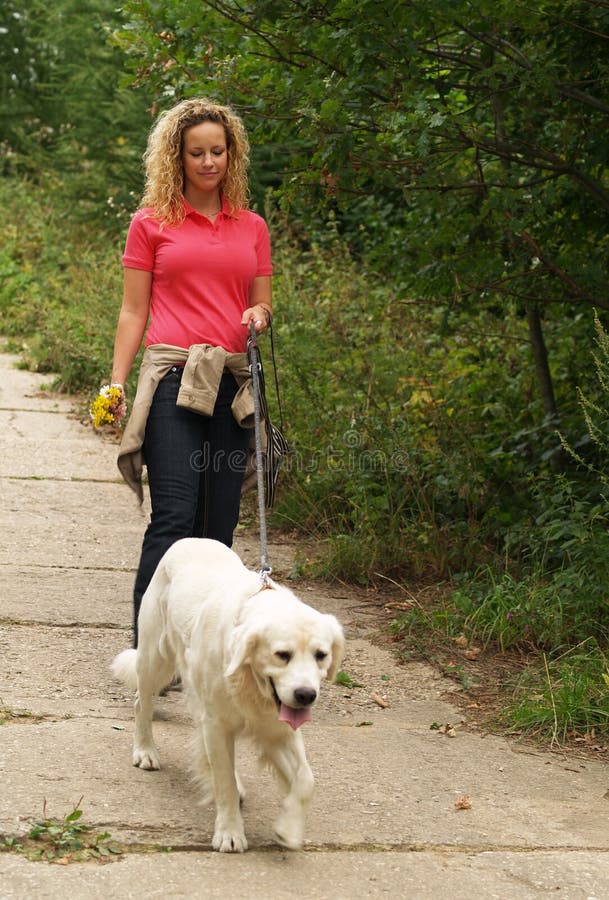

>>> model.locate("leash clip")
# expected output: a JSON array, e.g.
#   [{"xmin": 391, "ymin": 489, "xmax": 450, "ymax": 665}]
[{"xmin": 260, "ymin": 565, "xmax": 272, "ymax": 588}]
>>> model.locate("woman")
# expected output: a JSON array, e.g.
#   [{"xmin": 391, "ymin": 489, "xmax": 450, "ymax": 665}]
[{"xmin": 110, "ymin": 97, "xmax": 273, "ymax": 645}]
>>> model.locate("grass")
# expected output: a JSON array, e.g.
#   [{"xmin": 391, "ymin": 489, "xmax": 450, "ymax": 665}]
[{"xmin": 504, "ymin": 643, "xmax": 609, "ymax": 746}]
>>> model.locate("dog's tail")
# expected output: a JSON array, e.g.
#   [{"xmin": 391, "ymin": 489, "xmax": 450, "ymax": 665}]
[{"xmin": 111, "ymin": 648, "xmax": 138, "ymax": 692}]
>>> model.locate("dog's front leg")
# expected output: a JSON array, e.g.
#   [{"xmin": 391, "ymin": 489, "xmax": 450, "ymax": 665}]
[
  {"xmin": 202, "ymin": 719, "xmax": 247, "ymax": 852},
  {"xmin": 267, "ymin": 732, "xmax": 314, "ymax": 850}
]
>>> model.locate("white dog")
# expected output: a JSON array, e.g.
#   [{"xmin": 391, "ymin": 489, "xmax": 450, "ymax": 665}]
[{"xmin": 111, "ymin": 538, "xmax": 344, "ymax": 853}]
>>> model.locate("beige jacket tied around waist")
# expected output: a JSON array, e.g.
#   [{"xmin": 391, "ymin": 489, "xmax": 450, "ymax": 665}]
[{"xmin": 117, "ymin": 343, "xmax": 258, "ymax": 503}]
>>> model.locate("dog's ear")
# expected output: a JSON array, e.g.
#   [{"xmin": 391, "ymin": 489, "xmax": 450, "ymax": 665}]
[
  {"xmin": 325, "ymin": 615, "xmax": 346, "ymax": 682},
  {"xmin": 225, "ymin": 624, "xmax": 258, "ymax": 677}
]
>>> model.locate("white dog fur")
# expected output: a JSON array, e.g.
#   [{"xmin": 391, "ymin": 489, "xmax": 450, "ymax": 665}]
[{"xmin": 111, "ymin": 537, "xmax": 344, "ymax": 852}]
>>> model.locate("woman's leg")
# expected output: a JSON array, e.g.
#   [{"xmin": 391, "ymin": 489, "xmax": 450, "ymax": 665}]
[
  {"xmin": 201, "ymin": 373, "xmax": 252, "ymax": 546},
  {"xmin": 132, "ymin": 368, "xmax": 205, "ymax": 645}
]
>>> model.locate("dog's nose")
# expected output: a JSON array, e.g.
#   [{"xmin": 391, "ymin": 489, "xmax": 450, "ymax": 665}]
[{"xmin": 293, "ymin": 687, "xmax": 317, "ymax": 707}]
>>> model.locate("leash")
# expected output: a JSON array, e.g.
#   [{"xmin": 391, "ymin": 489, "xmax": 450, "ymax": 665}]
[
  {"xmin": 247, "ymin": 321, "xmax": 272, "ymax": 586},
  {"xmin": 267, "ymin": 320, "xmax": 286, "ymax": 433}
]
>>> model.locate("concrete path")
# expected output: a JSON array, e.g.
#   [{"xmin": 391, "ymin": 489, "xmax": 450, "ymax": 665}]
[{"xmin": 0, "ymin": 347, "xmax": 608, "ymax": 899}]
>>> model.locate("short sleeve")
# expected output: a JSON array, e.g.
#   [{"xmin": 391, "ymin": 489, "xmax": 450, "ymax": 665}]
[
  {"xmin": 122, "ymin": 210, "xmax": 155, "ymax": 271},
  {"xmin": 254, "ymin": 217, "xmax": 273, "ymax": 277}
]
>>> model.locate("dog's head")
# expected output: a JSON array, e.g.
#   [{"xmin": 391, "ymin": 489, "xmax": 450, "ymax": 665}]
[{"xmin": 225, "ymin": 586, "xmax": 345, "ymax": 729}]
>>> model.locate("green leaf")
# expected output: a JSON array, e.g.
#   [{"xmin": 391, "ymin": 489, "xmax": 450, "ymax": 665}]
[
  {"xmin": 64, "ymin": 809, "xmax": 83, "ymax": 824},
  {"xmin": 335, "ymin": 671, "xmax": 364, "ymax": 689}
]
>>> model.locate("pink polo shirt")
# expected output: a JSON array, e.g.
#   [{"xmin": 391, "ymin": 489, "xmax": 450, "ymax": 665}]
[{"xmin": 122, "ymin": 199, "xmax": 273, "ymax": 353}]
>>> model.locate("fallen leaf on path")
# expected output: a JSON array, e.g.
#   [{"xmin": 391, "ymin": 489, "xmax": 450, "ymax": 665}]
[
  {"xmin": 384, "ymin": 601, "xmax": 414, "ymax": 611},
  {"xmin": 574, "ymin": 733, "xmax": 608, "ymax": 752},
  {"xmin": 464, "ymin": 647, "xmax": 482, "ymax": 660},
  {"xmin": 438, "ymin": 723, "xmax": 457, "ymax": 737},
  {"xmin": 372, "ymin": 694, "xmax": 391, "ymax": 709},
  {"xmin": 455, "ymin": 795, "xmax": 472, "ymax": 810},
  {"xmin": 453, "ymin": 635, "xmax": 468, "ymax": 648}
]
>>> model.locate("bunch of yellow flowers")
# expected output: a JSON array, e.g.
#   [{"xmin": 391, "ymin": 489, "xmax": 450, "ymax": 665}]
[{"xmin": 90, "ymin": 384, "xmax": 127, "ymax": 429}]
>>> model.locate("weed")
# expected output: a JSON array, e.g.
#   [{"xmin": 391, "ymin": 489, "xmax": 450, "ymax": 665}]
[
  {"xmin": 444, "ymin": 661, "xmax": 479, "ymax": 693},
  {"xmin": 389, "ymin": 596, "xmax": 461, "ymax": 647},
  {"xmin": 1, "ymin": 800, "xmax": 122, "ymax": 863},
  {"xmin": 335, "ymin": 671, "xmax": 364, "ymax": 689},
  {"xmin": 0, "ymin": 705, "xmax": 39, "ymax": 726}
]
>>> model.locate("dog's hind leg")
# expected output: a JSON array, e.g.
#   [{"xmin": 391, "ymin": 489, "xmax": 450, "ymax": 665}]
[
  {"xmin": 202, "ymin": 719, "xmax": 247, "ymax": 852},
  {"xmin": 130, "ymin": 570, "xmax": 176, "ymax": 770},
  {"xmin": 263, "ymin": 732, "xmax": 314, "ymax": 850},
  {"xmin": 132, "ymin": 647, "xmax": 174, "ymax": 771}
]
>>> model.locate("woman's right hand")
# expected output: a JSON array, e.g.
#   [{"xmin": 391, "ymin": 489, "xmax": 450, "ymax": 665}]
[{"xmin": 110, "ymin": 383, "xmax": 127, "ymax": 422}]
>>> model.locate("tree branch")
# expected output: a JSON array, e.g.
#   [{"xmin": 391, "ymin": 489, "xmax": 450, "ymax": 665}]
[
  {"xmin": 557, "ymin": 83, "xmax": 609, "ymax": 114},
  {"xmin": 454, "ymin": 23, "xmax": 533, "ymax": 69}
]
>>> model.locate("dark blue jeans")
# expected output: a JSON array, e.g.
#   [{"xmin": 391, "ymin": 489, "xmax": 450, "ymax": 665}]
[{"xmin": 132, "ymin": 367, "xmax": 251, "ymax": 645}]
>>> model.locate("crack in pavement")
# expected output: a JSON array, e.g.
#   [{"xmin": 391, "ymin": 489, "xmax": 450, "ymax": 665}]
[
  {"xmin": 0, "ymin": 405, "xmax": 70, "ymax": 415},
  {"xmin": 0, "ymin": 618, "xmax": 129, "ymax": 630},
  {"xmin": 4, "ymin": 833, "xmax": 608, "ymax": 856},
  {"xmin": 1, "ymin": 475, "xmax": 124, "ymax": 484},
  {"xmin": 0, "ymin": 563, "xmax": 136, "ymax": 572}
]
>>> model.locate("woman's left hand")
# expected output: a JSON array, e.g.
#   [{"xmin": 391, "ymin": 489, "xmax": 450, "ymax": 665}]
[{"xmin": 241, "ymin": 304, "xmax": 271, "ymax": 333}]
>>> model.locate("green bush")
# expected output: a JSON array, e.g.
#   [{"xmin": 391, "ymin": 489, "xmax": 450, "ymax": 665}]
[
  {"xmin": 268, "ymin": 213, "xmax": 585, "ymax": 582},
  {"xmin": 450, "ymin": 476, "xmax": 609, "ymax": 651}
]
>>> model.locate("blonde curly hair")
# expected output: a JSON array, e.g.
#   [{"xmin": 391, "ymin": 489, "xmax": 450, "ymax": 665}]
[{"xmin": 140, "ymin": 97, "xmax": 250, "ymax": 225}]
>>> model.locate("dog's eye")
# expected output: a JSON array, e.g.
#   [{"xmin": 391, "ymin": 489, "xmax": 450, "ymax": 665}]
[
  {"xmin": 275, "ymin": 651, "xmax": 292, "ymax": 663},
  {"xmin": 315, "ymin": 650, "xmax": 328, "ymax": 662}
]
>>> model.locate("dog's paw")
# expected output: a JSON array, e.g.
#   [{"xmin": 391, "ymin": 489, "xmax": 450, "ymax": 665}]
[
  {"xmin": 132, "ymin": 746, "xmax": 161, "ymax": 770},
  {"xmin": 212, "ymin": 825, "xmax": 248, "ymax": 853},
  {"xmin": 273, "ymin": 811, "xmax": 304, "ymax": 850},
  {"xmin": 273, "ymin": 828, "xmax": 303, "ymax": 850}
]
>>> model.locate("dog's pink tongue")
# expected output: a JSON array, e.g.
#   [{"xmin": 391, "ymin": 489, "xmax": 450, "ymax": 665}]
[{"xmin": 279, "ymin": 703, "xmax": 312, "ymax": 730}]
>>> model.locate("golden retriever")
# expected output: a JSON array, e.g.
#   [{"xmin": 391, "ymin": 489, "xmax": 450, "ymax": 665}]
[{"xmin": 111, "ymin": 538, "xmax": 344, "ymax": 852}]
